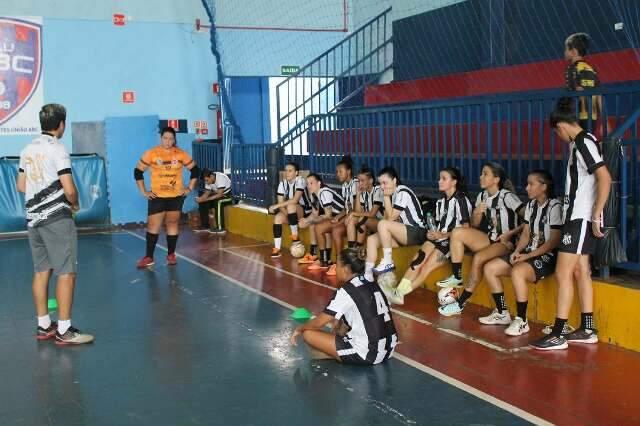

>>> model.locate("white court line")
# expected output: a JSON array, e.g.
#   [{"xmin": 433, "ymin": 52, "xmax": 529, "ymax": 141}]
[
  {"xmin": 123, "ymin": 230, "xmax": 549, "ymax": 425},
  {"xmin": 219, "ymin": 247, "xmax": 527, "ymax": 354}
]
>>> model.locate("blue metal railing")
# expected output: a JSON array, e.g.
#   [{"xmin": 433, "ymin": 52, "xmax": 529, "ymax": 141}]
[
  {"xmin": 304, "ymin": 85, "xmax": 640, "ymax": 193},
  {"xmin": 276, "ymin": 7, "xmax": 393, "ymax": 161},
  {"xmin": 192, "ymin": 140, "xmax": 223, "ymax": 173},
  {"xmin": 229, "ymin": 143, "xmax": 272, "ymax": 206}
]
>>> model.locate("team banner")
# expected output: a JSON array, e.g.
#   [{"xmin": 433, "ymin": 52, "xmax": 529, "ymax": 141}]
[{"xmin": 0, "ymin": 16, "xmax": 43, "ymax": 135}]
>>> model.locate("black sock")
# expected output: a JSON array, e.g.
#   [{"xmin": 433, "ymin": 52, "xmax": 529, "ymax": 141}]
[
  {"xmin": 492, "ymin": 292, "xmax": 507, "ymax": 313},
  {"xmin": 326, "ymin": 248, "xmax": 332, "ymax": 264},
  {"xmin": 516, "ymin": 301, "xmax": 528, "ymax": 320},
  {"xmin": 310, "ymin": 244, "xmax": 318, "ymax": 256},
  {"xmin": 146, "ymin": 232, "xmax": 159, "ymax": 258},
  {"xmin": 457, "ymin": 290, "xmax": 473, "ymax": 308},
  {"xmin": 287, "ymin": 213, "xmax": 298, "ymax": 227},
  {"xmin": 347, "ymin": 240, "xmax": 356, "ymax": 248},
  {"xmin": 273, "ymin": 224, "xmax": 283, "ymax": 238},
  {"xmin": 452, "ymin": 262, "xmax": 463, "ymax": 280},
  {"xmin": 581, "ymin": 312, "xmax": 595, "ymax": 330},
  {"xmin": 551, "ymin": 318, "xmax": 567, "ymax": 337},
  {"xmin": 167, "ymin": 234, "xmax": 178, "ymax": 254},
  {"xmin": 320, "ymin": 249, "xmax": 329, "ymax": 264}
]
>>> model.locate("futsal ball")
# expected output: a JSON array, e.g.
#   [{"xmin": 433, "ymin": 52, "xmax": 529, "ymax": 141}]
[
  {"xmin": 377, "ymin": 271, "xmax": 397, "ymax": 289},
  {"xmin": 290, "ymin": 243, "xmax": 306, "ymax": 258},
  {"xmin": 438, "ymin": 287, "xmax": 458, "ymax": 306}
]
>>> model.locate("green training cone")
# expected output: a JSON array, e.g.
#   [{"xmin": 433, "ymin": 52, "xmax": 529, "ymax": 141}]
[
  {"xmin": 290, "ymin": 307, "xmax": 312, "ymax": 320},
  {"xmin": 47, "ymin": 298, "xmax": 58, "ymax": 310}
]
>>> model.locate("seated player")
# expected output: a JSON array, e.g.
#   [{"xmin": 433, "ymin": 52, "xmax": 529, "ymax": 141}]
[
  {"xmin": 345, "ymin": 166, "xmax": 383, "ymax": 248},
  {"xmin": 381, "ymin": 167, "xmax": 472, "ymax": 305},
  {"xmin": 437, "ymin": 162, "xmax": 525, "ymax": 316},
  {"xmin": 290, "ymin": 248, "xmax": 398, "ymax": 365},
  {"xmin": 268, "ymin": 162, "xmax": 313, "ymax": 258},
  {"xmin": 481, "ymin": 170, "xmax": 562, "ymax": 335},
  {"xmin": 194, "ymin": 169, "xmax": 232, "ymax": 235}
]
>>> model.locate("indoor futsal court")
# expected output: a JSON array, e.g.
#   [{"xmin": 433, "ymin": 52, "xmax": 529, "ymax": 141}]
[{"xmin": 2, "ymin": 1, "xmax": 640, "ymax": 425}]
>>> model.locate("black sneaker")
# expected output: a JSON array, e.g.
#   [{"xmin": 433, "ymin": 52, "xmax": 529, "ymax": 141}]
[
  {"xmin": 36, "ymin": 321, "xmax": 58, "ymax": 340},
  {"xmin": 271, "ymin": 248, "xmax": 282, "ymax": 258},
  {"xmin": 55, "ymin": 326, "xmax": 94, "ymax": 346},
  {"xmin": 565, "ymin": 328, "xmax": 598, "ymax": 344},
  {"xmin": 530, "ymin": 334, "xmax": 568, "ymax": 351}
]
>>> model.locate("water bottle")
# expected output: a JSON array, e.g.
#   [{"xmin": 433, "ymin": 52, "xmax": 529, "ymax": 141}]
[{"xmin": 426, "ymin": 213, "xmax": 436, "ymax": 231}]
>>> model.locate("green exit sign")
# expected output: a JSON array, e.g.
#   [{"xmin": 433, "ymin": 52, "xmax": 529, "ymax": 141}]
[{"xmin": 281, "ymin": 65, "xmax": 300, "ymax": 76}]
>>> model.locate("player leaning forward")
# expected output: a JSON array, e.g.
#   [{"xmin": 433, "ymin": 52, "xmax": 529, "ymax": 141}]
[{"xmin": 17, "ymin": 104, "xmax": 93, "ymax": 345}]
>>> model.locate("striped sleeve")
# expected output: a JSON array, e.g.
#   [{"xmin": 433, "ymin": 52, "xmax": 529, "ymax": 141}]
[
  {"xmin": 323, "ymin": 288, "xmax": 353, "ymax": 319},
  {"xmin": 457, "ymin": 194, "xmax": 471, "ymax": 224},
  {"xmin": 576, "ymin": 137, "xmax": 605, "ymax": 174},
  {"xmin": 295, "ymin": 176, "xmax": 306, "ymax": 192},
  {"xmin": 373, "ymin": 187, "xmax": 384, "ymax": 206},
  {"xmin": 54, "ymin": 145, "xmax": 72, "ymax": 176},
  {"xmin": 549, "ymin": 201, "xmax": 564, "ymax": 229},
  {"xmin": 319, "ymin": 190, "xmax": 333, "ymax": 207},
  {"xmin": 276, "ymin": 181, "xmax": 286, "ymax": 196},
  {"xmin": 523, "ymin": 201, "xmax": 533, "ymax": 224},
  {"xmin": 504, "ymin": 192, "xmax": 524, "ymax": 213},
  {"xmin": 393, "ymin": 190, "xmax": 408, "ymax": 211}
]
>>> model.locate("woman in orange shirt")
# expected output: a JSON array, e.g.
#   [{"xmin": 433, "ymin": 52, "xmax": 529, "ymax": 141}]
[{"xmin": 134, "ymin": 127, "xmax": 199, "ymax": 267}]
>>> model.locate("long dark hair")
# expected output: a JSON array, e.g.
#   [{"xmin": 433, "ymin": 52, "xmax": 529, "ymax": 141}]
[
  {"xmin": 307, "ymin": 173, "xmax": 324, "ymax": 187},
  {"xmin": 483, "ymin": 162, "xmax": 515, "ymax": 192},
  {"xmin": 339, "ymin": 248, "xmax": 366, "ymax": 274},
  {"xmin": 529, "ymin": 169, "xmax": 554, "ymax": 199},
  {"xmin": 377, "ymin": 166, "xmax": 401, "ymax": 185},
  {"xmin": 441, "ymin": 166, "xmax": 468, "ymax": 195}
]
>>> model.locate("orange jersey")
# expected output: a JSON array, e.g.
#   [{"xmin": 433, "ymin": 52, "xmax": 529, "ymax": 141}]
[{"xmin": 140, "ymin": 146, "xmax": 194, "ymax": 197}]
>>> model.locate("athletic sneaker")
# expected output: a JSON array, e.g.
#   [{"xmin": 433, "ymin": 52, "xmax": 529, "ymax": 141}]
[
  {"xmin": 36, "ymin": 321, "xmax": 58, "ymax": 340},
  {"xmin": 55, "ymin": 326, "xmax": 94, "ymax": 346},
  {"xmin": 326, "ymin": 264, "xmax": 337, "ymax": 276},
  {"xmin": 136, "ymin": 256, "xmax": 154, "ymax": 268},
  {"xmin": 542, "ymin": 323, "xmax": 575, "ymax": 336},
  {"xmin": 298, "ymin": 254, "xmax": 318, "ymax": 264},
  {"xmin": 167, "ymin": 253, "xmax": 177, "ymax": 265},
  {"xmin": 193, "ymin": 227, "xmax": 209, "ymax": 233},
  {"xmin": 436, "ymin": 275, "xmax": 463, "ymax": 288},
  {"xmin": 291, "ymin": 236, "xmax": 301, "ymax": 244},
  {"xmin": 438, "ymin": 302, "xmax": 463, "ymax": 316},
  {"xmin": 505, "ymin": 317, "xmax": 530, "ymax": 336},
  {"xmin": 530, "ymin": 334, "xmax": 568, "ymax": 351},
  {"xmin": 565, "ymin": 328, "xmax": 598, "ymax": 344},
  {"xmin": 373, "ymin": 261, "xmax": 395, "ymax": 274},
  {"xmin": 209, "ymin": 228, "xmax": 226, "ymax": 235},
  {"xmin": 271, "ymin": 248, "xmax": 282, "ymax": 258},
  {"xmin": 478, "ymin": 309, "xmax": 512, "ymax": 325},
  {"xmin": 381, "ymin": 285, "xmax": 404, "ymax": 305}
]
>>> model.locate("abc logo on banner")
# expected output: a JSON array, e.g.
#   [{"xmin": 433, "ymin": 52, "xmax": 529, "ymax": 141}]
[{"xmin": 0, "ymin": 17, "xmax": 44, "ymax": 135}]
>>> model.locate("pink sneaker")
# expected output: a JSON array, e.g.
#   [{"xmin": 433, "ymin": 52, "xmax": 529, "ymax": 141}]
[
  {"xmin": 136, "ymin": 256, "xmax": 155, "ymax": 268},
  {"xmin": 167, "ymin": 253, "xmax": 177, "ymax": 265}
]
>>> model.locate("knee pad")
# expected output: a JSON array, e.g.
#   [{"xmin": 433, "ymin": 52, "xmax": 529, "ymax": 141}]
[
  {"xmin": 410, "ymin": 249, "xmax": 427, "ymax": 270},
  {"xmin": 287, "ymin": 212, "xmax": 298, "ymax": 226}
]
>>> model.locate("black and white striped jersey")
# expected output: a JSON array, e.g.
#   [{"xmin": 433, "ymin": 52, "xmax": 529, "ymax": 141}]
[
  {"xmin": 391, "ymin": 185, "xmax": 425, "ymax": 228},
  {"xmin": 19, "ymin": 134, "xmax": 73, "ymax": 228},
  {"xmin": 324, "ymin": 275, "xmax": 398, "ymax": 364},
  {"xmin": 312, "ymin": 186, "xmax": 345, "ymax": 216},
  {"xmin": 276, "ymin": 176, "xmax": 311, "ymax": 210},
  {"xmin": 359, "ymin": 186, "xmax": 384, "ymax": 219},
  {"xmin": 205, "ymin": 172, "xmax": 232, "ymax": 195},
  {"xmin": 342, "ymin": 178, "xmax": 358, "ymax": 212},
  {"xmin": 434, "ymin": 191, "xmax": 473, "ymax": 240},
  {"xmin": 564, "ymin": 131, "xmax": 605, "ymax": 222},
  {"xmin": 523, "ymin": 198, "xmax": 564, "ymax": 252},
  {"xmin": 475, "ymin": 189, "xmax": 524, "ymax": 242}
]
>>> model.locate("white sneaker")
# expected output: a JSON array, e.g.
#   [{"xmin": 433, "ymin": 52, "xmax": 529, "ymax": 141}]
[
  {"xmin": 478, "ymin": 309, "xmax": 512, "ymax": 325},
  {"xmin": 373, "ymin": 260, "xmax": 395, "ymax": 274},
  {"xmin": 436, "ymin": 275, "xmax": 463, "ymax": 288},
  {"xmin": 505, "ymin": 317, "xmax": 530, "ymax": 336}
]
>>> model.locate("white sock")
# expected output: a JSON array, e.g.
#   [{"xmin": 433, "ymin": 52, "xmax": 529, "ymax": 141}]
[
  {"xmin": 365, "ymin": 262, "xmax": 375, "ymax": 281},
  {"xmin": 383, "ymin": 248, "xmax": 393, "ymax": 263},
  {"xmin": 58, "ymin": 319, "xmax": 71, "ymax": 335},
  {"xmin": 290, "ymin": 225, "xmax": 298, "ymax": 236},
  {"xmin": 38, "ymin": 314, "xmax": 51, "ymax": 329},
  {"xmin": 274, "ymin": 238, "xmax": 282, "ymax": 250}
]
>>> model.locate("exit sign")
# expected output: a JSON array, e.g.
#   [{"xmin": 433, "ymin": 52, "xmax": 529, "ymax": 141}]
[{"xmin": 281, "ymin": 65, "xmax": 300, "ymax": 76}]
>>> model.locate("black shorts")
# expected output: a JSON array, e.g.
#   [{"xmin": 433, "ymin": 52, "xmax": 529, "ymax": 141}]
[
  {"xmin": 148, "ymin": 196, "xmax": 185, "ymax": 216},
  {"xmin": 558, "ymin": 219, "xmax": 596, "ymax": 255},
  {"xmin": 427, "ymin": 238, "xmax": 450, "ymax": 258},
  {"xmin": 335, "ymin": 335, "xmax": 373, "ymax": 366},
  {"xmin": 303, "ymin": 208, "xmax": 313, "ymax": 218},
  {"xmin": 405, "ymin": 225, "xmax": 428, "ymax": 246},
  {"xmin": 498, "ymin": 252, "xmax": 557, "ymax": 283}
]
